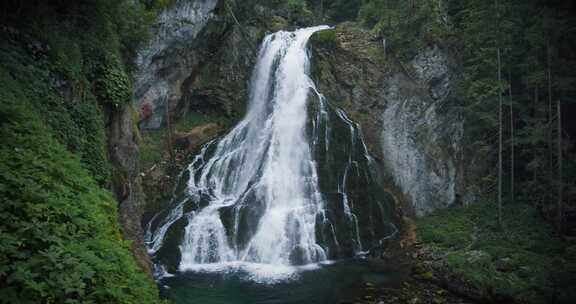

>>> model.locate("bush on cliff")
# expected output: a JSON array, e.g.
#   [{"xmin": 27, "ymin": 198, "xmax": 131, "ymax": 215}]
[{"xmin": 0, "ymin": 68, "xmax": 162, "ymax": 303}]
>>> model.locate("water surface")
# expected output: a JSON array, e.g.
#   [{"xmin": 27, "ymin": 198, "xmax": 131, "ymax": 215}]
[{"xmin": 159, "ymin": 259, "xmax": 406, "ymax": 304}]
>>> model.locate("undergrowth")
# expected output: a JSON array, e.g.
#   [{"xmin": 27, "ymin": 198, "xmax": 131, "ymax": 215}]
[
  {"xmin": 139, "ymin": 111, "xmax": 227, "ymax": 170},
  {"xmin": 417, "ymin": 203, "xmax": 576, "ymax": 303},
  {"xmin": 0, "ymin": 0, "xmax": 169, "ymax": 302},
  {"xmin": 0, "ymin": 68, "xmax": 162, "ymax": 303}
]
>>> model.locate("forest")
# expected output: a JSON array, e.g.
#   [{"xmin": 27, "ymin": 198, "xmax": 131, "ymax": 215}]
[{"xmin": 0, "ymin": 0, "xmax": 575, "ymax": 303}]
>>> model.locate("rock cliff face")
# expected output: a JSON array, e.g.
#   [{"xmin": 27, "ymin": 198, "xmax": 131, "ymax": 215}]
[
  {"xmin": 107, "ymin": 103, "xmax": 153, "ymax": 275},
  {"xmin": 133, "ymin": 2, "xmax": 484, "ymax": 229},
  {"xmin": 311, "ymin": 24, "xmax": 484, "ymax": 216},
  {"xmin": 134, "ymin": 0, "xmax": 221, "ymax": 129},
  {"xmin": 133, "ymin": 0, "xmax": 298, "ymax": 130},
  {"xmin": 133, "ymin": 0, "xmax": 325, "ymax": 130},
  {"xmin": 379, "ymin": 46, "xmax": 464, "ymax": 215}
]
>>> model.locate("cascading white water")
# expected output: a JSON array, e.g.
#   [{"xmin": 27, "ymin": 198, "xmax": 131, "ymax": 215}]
[
  {"xmin": 153, "ymin": 26, "xmax": 330, "ymax": 273},
  {"xmin": 146, "ymin": 26, "xmax": 399, "ymax": 282}
]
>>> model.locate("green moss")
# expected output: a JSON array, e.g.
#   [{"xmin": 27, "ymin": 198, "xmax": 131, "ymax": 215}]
[
  {"xmin": 313, "ymin": 29, "xmax": 337, "ymax": 45},
  {"xmin": 417, "ymin": 203, "xmax": 576, "ymax": 303},
  {"xmin": 140, "ymin": 129, "xmax": 167, "ymax": 170}
]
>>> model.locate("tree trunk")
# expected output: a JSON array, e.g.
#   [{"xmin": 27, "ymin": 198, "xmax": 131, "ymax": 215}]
[
  {"xmin": 557, "ymin": 99, "xmax": 563, "ymax": 233},
  {"xmin": 547, "ymin": 41, "xmax": 554, "ymax": 205},
  {"xmin": 496, "ymin": 0, "xmax": 503, "ymax": 228},
  {"xmin": 533, "ymin": 87, "xmax": 538, "ymax": 184},
  {"xmin": 497, "ymin": 46, "xmax": 503, "ymax": 228},
  {"xmin": 509, "ymin": 68, "xmax": 514, "ymax": 204}
]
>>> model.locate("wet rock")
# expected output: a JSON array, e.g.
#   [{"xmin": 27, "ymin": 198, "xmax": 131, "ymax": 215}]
[
  {"xmin": 288, "ymin": 245, "xmax": 308, "ymax": 265},
  {"xmin": 310, "ymin": 22, "xmax": 487, "ymax": 217},
  {"xmin": 494, "ymin": 257, "xmax": 515, "ymax": 272}
]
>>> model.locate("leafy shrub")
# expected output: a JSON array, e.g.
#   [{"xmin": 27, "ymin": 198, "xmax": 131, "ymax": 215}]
[
  {"xmin": 93, "ymin": 53, "xmax": 132, "ymax": 106},
  {"xmin": 0, "ymin": 0, "xmax": 165, "ymax": 302},
  {"xmin": 287, "ymin": 0, "xmax": 308, "ymax": 12},
  {"xmin": 357, "ymin": 0, "xmax": 451, "ymax": 60},
  {"xmin": 0, "ymin": 68, "xmax": 162, "ymax": 303},
  {"xmin": 417, "ymin": 202, "xmax": 576, "ymax": 303}
]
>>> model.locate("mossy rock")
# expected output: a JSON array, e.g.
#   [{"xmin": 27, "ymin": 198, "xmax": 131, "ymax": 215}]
[{"xmin": 312, "ymin": 28, "xmax": 337, "ymax": 46}]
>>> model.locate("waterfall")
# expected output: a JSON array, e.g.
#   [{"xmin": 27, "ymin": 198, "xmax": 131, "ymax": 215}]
[{"xmin": 146, "ymin": 26, "xmax": 398, "ymax": 281}]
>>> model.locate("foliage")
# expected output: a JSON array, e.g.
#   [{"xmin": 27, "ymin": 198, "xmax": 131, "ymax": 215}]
[
  {"xmin": 304, "ymin": 0, "xmax": 363, "ymax": 22},
  {"xmin": 0, "ymin": 0, "xmax": 165, "ymax": 302},
  {"xmin": 140, "ymin": 129, "xmax": 167, "ymax": 171},
  {"xmin": 446, "ymin": 0, "xmax": 576, "ymax": 219},
  {"xmin": 357, "ymin": 0, "xmax": 453, "ymax": 60},
  {"xmin": 418, "ymin": 203, "xmax": 576, "ymax": 303},
  {"xmin": 0, "ymin": 39, "xmax": 111, "ymax": 184},
  {"xmin": 0, "ymin": 0, "xmax": 160, "ymax": 182},
  {"xmin": 93, "ymin": 53, "xmax": 132, "ymax": 106},
  {"xmin": 287, "ymin": 0, "xmax": 308, "ymax": 12},
  {"xmin": 353, "ymin": 0, "xmax": 576, "ymax": 221},
  {"xmin": 139, "ymin": 111, "xmax": 228, "ymax": 170},
  {"xmin": 0, "ymin": 68, "xmax": 162, "ymax": 303},
  {"xmin": 312, "ymin": 28, "xmax": 337, "ymax": 45}
]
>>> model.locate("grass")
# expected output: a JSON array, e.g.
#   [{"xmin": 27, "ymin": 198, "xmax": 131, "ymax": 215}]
[{"xmin": 417, "ymin": 202, "xmax": 576, "ymax": 303}]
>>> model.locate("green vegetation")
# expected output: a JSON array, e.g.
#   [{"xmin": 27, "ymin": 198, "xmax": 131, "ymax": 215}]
[
  {"xmin": 93, "ymin": 53, "xmax": 132, "ymax": 106},
  {"xmin": 0, "ymin": 0, "xmax": 167, "ymax": 302},
  {"xmin": 0, "ymin": 68, "xmax": 161, "ymax": 303},
  {"xmin": 312, "ymin": 28, "xmax": 337, "ymax": 45},
  {"xmin": 446, "ymin": 0, "xmax": 576, "ymax": 228},
  {"xmin": 176, "ymin": 111, "xmax": 227, "ymax": 134},
  {"xmin": 139, "ymin": 111, "xmax": 228, "ymax": 170},
  {"xmin": 287, "ymin": 0, "xmax": 309, "ymax": 12},
  {"xmin": 350, "ymin": 0, "xmax": 576, "ymax": 231},
  {"xmin": 304, "ymin": 0, "xmax": 363, "ymax": 22},
  {"xmin": 0, "ymin": 0, "xmax": 159, "ymax": 183},
  {"xmin": 357, "ymin": 1, "xmax": 453, "ymax": 60},
  {"xmin": 0, "ymin": 39, "xmax": 111, "ymax": 184},
  {"xmin": 417, "ymin": 203, "xmax": 576, "ymax": 303},
  {"xmin": 140, "ymin": 129, "xmax": 169, "ymax": 171}
]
